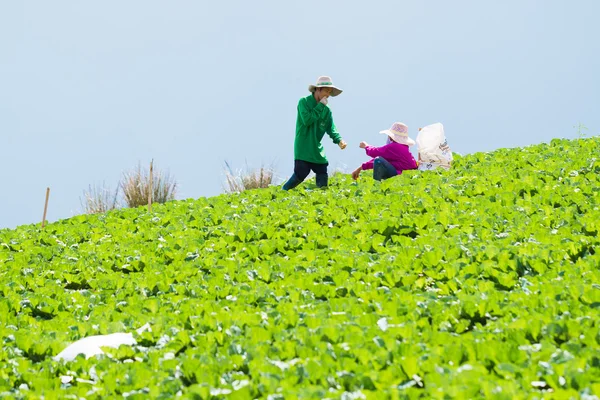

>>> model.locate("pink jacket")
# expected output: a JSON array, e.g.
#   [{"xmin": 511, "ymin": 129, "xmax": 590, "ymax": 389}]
[{"xmin": 361, "ymin": 142, "xmax": 418, "ymax": 174}]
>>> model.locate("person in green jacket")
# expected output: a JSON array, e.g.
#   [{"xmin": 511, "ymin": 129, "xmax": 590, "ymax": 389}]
[{"xmin": 282, "ymin": 76, "xmax": 347, "ymax": 190}]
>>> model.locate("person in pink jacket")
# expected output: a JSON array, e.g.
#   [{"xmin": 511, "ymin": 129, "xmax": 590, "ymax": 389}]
[{"xmin": 351, "ymin": 122, "xmax": 418, "ymax": 181}]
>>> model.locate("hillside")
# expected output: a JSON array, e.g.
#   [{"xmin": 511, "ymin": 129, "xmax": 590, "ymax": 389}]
[{"xmin": 1, "ymin": 137, "xmax": 599, "ymax": 399}]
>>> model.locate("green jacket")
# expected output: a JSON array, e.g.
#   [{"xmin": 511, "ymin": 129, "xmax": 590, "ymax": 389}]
[{"xmin": 294, "ymin": 94, "xmax": 342, "ymax": 164}]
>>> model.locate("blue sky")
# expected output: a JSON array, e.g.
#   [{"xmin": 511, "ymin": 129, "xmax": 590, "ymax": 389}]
[{"xmin": 1, "ymin": 0, "xmax": 599, "ymax": 230}]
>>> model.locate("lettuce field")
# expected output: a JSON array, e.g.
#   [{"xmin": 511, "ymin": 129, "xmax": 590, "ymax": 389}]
[{"xmin": 1, "ymin": 137, "xmax": 600, "ymax": 399}]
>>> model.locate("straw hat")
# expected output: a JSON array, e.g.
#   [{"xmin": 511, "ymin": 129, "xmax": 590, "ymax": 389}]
[
  {"xmin": 308, "ymin": 76, "xmax": 343, "ymax": 97},
  {"xmin": 380, "ymin": 122, "xmax": 416, "ymax": 146}
]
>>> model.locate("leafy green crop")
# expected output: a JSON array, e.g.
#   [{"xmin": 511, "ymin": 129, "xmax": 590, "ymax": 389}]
[{"xmin": 1, "ymin": 137, "xmax": 600, "ymax": 399}]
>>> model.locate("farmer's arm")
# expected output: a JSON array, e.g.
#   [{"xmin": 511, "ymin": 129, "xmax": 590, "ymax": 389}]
[
  {"xmin": 298, "ymin": 98, "xmax": 326, "ymax": 126},
  {"xmin": 352, "ymin": 143, "xmax": 377, "ymax": 179},
  {"xmin": 327, "ymin": 119, "xmax": 342, "ymax": 144},
  {"xmin": 361, "ymin": 159, "xmax": 375, "ymax": 170},
  {"xmin": 364, "ymin": 145, "xmax": 387, "ymax": 158}
]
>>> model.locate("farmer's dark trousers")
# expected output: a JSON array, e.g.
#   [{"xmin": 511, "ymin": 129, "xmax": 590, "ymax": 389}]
[
  {"xmin": 373, "ymin": 157, "xmax": 398, "ymax": 181},
  {"xmin": 283, "ymin": 160, "xmax": 328, "ymax": 190}
]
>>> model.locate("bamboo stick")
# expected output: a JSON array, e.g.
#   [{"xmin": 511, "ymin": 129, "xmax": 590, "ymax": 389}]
[
  {"xmin": 148, "ymin": 160, "xmax": 153, "ymax": 213},
  {"xmin": 42, "ymin": 187, "xmax": 50, "ymax": 228}
]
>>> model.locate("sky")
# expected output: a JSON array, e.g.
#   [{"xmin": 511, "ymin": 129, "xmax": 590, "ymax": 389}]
[{"xmin": 1, "ymin": 0, "xmax": 599, "ymax": 230}]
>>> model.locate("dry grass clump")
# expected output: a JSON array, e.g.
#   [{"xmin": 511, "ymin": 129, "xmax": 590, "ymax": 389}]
[
  {"xmin": 80, "ymin": 183, "xmax": 120, "ymax": 214},
  {"xmin": 121, "ymin": 163, "xmax": 177, "ymax": 208},
  {"xmin": 223, "ymin": 161, "xmax": 275, "ymax": 193}
]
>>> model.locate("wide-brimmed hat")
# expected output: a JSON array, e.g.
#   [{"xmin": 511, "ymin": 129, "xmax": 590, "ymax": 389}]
[
  {"xmin": 308, "ymin": 76, "xmax": 343, "ymax": 97},
  {"xmin": 380, "ymin": 122, "xmax": 416, "ymax": 146}
]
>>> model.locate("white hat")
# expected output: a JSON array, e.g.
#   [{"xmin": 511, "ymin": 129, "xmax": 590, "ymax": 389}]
[
  {"xmin": 308, "ymin": 76, "xmax": 343, "ymax": 97},
  {"xmin": 380, "ymin": 122, "xmax": 416, "ymax": 146}
]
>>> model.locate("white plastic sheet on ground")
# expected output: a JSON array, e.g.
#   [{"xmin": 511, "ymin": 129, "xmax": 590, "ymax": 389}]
[
  {"xmin": 54, "ymin": 323, "xmax": 151, "ymax": 362},
  {"xmin": 416, "ymin": 122, "xmax": 452, "ymax": 171}
]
